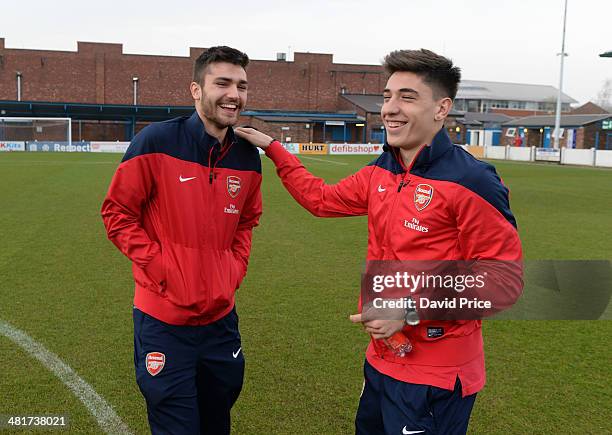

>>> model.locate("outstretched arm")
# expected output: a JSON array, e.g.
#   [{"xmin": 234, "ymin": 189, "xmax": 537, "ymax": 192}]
[{"xmin": 235, "ymin": 127, "xmax": 371, "ymax": 217}]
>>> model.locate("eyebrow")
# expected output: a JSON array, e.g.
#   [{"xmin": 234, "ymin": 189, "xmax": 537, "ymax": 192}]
[
  {"xmin": 383, "ymin": 88, "xmax": 419, "ymax": 95},
  {"xmin": 215, "ymin": 77, "xmax": 249, "ymax": 85}
]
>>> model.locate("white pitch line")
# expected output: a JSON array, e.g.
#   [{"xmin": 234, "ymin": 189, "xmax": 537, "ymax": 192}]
[
  {"xmin": 299, "ymin": 156, "xmax": 349, "ymax": 166},
  {"xmin": 0, "ymin": 320, "xmax": 131, "ymax": 434}
]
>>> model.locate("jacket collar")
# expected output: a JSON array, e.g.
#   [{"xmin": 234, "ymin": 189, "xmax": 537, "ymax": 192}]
[
  {"xmin": 383, "ymin": 127, "xmax": 453, "ymax": 172},
  {"xmin": 186, "ymin": 110, "xmax": 236, "ymax": 147}
]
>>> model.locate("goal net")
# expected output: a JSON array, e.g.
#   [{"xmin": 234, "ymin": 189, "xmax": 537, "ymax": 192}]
[{"xmin": 0, "ymin": 117, "xmax": 71, "ymax": 151}]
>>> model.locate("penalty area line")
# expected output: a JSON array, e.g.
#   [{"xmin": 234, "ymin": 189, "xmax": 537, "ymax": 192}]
[{"xmin": 0, "ymin": 319, "xmax": 131, "ymax": 434}]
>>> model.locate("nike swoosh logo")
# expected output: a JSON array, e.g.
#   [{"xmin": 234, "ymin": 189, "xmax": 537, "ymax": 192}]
[
  {"xmin": 378, "ymin": 185, "xmax": 386, "ymax": 192},
  {"xmin": 232, "ymin": 347, "xmax": 242, "ymax": 358},
  {"xmin": 402, "ymin": 429, "xmax": 424, "ymax": 435},
  {"xmin": 179, "ymin": 176, "xmax": 196, "ymax": 182}
]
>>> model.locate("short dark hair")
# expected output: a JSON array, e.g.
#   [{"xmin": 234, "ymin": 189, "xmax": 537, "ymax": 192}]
[
  {"xmin": 383, "ymin": 49, "xmax": 461, "ymax": 100},
  {"xmin": 193, "ymin": 46, "xmax": 249, "ymax": 84}
]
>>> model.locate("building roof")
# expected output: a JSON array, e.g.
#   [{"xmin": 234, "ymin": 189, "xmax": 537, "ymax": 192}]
[
  {"xmin": 456, "ymin": 80, "xmax": 577, "ymax": 104},
  {"xmin": 571, "ymin": 101, "xmax": 610, "ymax": 115},
  {"xmin": 0, "ymin": 100, "xmax": 195, "ymax": 121},
  {"xmin": 253, "ymin": 114, "xmax": 364, "ymax": 123},
  {"xmin": 245, "ymin": 110, "xmax": 364, "ymax": 124},
  {"xmin": 460, "ymin": 119, "xmax": 483, "ymax": 126},
  {"xmin": 503, "ymin": 114, "xmax": 611, "ymax": 127},
  {"xmin": 341, "ymin": 94, "xmax": 383, "ymax": 113},
  {"xmin": 340, "ymin": 94, "xmax": 463, "ymax": 116},
  {"xmin": 0, "ymin": 102, "xmax": 366, "ymax": 124},
  {"xmin": 461, "ymin": 112, "xmax": 514, "ymax": 124}
]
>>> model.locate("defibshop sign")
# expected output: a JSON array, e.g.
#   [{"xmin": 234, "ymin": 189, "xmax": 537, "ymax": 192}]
[{"xmin": 329, "ymin": 144, "xmax": 383, "ymax": 155}]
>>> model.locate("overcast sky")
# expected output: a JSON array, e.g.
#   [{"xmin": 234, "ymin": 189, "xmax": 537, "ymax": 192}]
[{"xmin": 3, "ymin": 0, "xmax": 611, "ymax": 105}]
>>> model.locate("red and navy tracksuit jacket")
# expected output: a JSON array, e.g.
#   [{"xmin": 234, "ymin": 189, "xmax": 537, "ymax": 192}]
[
  {"xmin": 101, "ymin": 112, "xmax": 262, "ymax": 326},
  {"xmin": 265, "ymin": 128, "xmax": 522, "ymax": 396}
]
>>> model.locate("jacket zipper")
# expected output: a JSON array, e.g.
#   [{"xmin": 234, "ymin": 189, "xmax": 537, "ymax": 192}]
[
  {"xmin": 397, "ymin": 173, "xmax": 407, "ymax": 192},
  {"xmin": 208, "ymin": 140, "xmax": 235, "ymax": 184},
  {"xmin": 382, "ymin": 172, "xmax": 409, "ymax": 258},
  {"xmin": 206, "ymin": 139, "xmax": 234, "ymax": 248}
]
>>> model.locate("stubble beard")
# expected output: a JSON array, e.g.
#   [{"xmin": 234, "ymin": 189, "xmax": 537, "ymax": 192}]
[{"xmin": 200, "ymin": 95, "xmax": 240, "ymax": 130}]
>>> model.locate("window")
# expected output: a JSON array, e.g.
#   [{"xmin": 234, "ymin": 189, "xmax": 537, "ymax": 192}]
[
  {"xmin": 538, "ymin": 102, "xmax": 556, "ymax": 111},
  {"xmin": 509, "ymin": 101, "xmax": 526, "ymax": 109},
  {"xmin": 454, "ymin": 100, "xmax": 467, "ymax": 111},
  {"xmin": 482, "ymin": 100, "xmax": 509, "ymax": 111},
  {"xmin": 505, "ymin": 128, "xmax": 516, "ymax": 137},
  {"xmin": 371, "ymin": 128, "xmax": 384, "ymax": 143}
]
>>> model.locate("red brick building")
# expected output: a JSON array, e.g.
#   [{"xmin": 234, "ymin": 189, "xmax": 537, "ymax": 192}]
[
  {"xmin": 0, "ymin": 39, "xmax": 582, "ymax": 145},
  {"xmin": 500, "ymin": 114, "xmax": 612, "ymax": 149},
  {"xmin": 0, "ymin": 39, "xmax": 386, "ymax": 141}
]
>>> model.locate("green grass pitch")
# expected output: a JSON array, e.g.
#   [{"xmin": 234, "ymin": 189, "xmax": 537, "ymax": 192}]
[{"xmin": 0, "ymin": 152, "xmax": 610, "ymax": 434}]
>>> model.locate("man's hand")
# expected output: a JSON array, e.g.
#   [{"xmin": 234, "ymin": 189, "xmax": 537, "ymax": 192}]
[
  {"xmin": 349, "ymin": 313, "xmax": 405, "ymax": 340},
  {"xmin": 234, "ymin": 127, "xmax": 274, "ymax": 149}
]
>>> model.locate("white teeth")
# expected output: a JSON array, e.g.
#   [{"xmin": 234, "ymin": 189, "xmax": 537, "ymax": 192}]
[
  {"xmin": 387, "ymin": 121, "xmax": 406, "ymax": 128},
  {"xmin": 220, "ymin": 104, "xmax": 237, "ymax": 109}
]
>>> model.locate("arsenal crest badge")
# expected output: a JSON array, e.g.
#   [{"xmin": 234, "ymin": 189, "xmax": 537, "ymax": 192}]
[
  {"xmin": 414, "ymin": 184, "xmax": 434, "ymax": 211},
  {"xmin": 146, "ymin": 352, "xmax": 165, "ymax": 376},
  {"xmin": 227, "ymin": 176, "xmax": 241, "ymax": 198}
]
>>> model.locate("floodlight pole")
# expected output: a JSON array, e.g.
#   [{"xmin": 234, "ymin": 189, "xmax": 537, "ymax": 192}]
[
  {"xmin": 553, "ymin": 0, "xmax": 568, "ymax": 149},
  {"xmin": 16, "ymin": 72, "xmax": 22, "ymax": 101},
  {"xmin": 132, "ymin": 77, "xmax": 139, "ymax": 106}
]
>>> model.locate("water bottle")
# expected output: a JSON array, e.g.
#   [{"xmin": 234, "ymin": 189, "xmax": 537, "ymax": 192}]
[{"xmin": 384, "ymin": 331, "xmax": 413, "ymax": 357}]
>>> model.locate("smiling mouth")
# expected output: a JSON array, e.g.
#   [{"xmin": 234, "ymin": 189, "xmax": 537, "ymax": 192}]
[
  {"xmin": 219, "ymin": 103, "xmax": 239, "ymax": 114},
  {"xmin": 386, "ymin": 121, "xmax": 407, "ymax": 129}
]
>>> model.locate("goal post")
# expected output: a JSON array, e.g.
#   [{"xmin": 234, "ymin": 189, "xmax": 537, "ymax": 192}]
[{"xmin": 0, "ymin": 117, "xmax": 72, "ymax": 150}]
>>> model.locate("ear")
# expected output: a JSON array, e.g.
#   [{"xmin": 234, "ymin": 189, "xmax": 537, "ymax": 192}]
[
  {"xmin": 434, "ymin": 97, "xmax": 453, "ymax": 122},
  {"xmin": 190, "ymin": 81, "xmax": 202, "ymax": 101}
]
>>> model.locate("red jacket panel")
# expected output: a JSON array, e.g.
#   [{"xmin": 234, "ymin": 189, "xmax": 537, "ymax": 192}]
[
  {"xmin": 265, "ymin": 128, "xmax": 522, "ymax": 396},
  {"xmin": 101, "ymin": 112, "xmax": 262, "ymax": 325}
]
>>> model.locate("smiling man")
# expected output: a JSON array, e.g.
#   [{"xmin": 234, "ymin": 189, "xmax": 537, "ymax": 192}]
[
  {"xmin": 236, "ymin": 49, "xmax": 522, "ymax": 435},
  {"xmin": 101, "ymin": 46, "xmax": 262, "ymax": 434}
]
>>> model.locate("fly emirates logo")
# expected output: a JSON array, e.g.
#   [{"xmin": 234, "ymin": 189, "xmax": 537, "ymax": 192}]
[
  {"xmin": 224, "ymin": 204, "xmax": 240, "ymax": 215},
  {"xmin": 404, "ymin": 217, "xmax": 429, "ymax": 233}
]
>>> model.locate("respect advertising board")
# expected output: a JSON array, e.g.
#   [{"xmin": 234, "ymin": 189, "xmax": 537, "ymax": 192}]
[{"xmin": 27, "ymin": 141, "xmax": 91, "ymax": 152}]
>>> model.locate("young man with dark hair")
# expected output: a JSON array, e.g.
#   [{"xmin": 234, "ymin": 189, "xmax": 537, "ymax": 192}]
[
  {"xmin": 236, "ymin": 49, "xmax": 522, "ymax": 435},
  {"xmin": 102, "ymin": 46, "xmax": 262, "ymax": 434}
]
